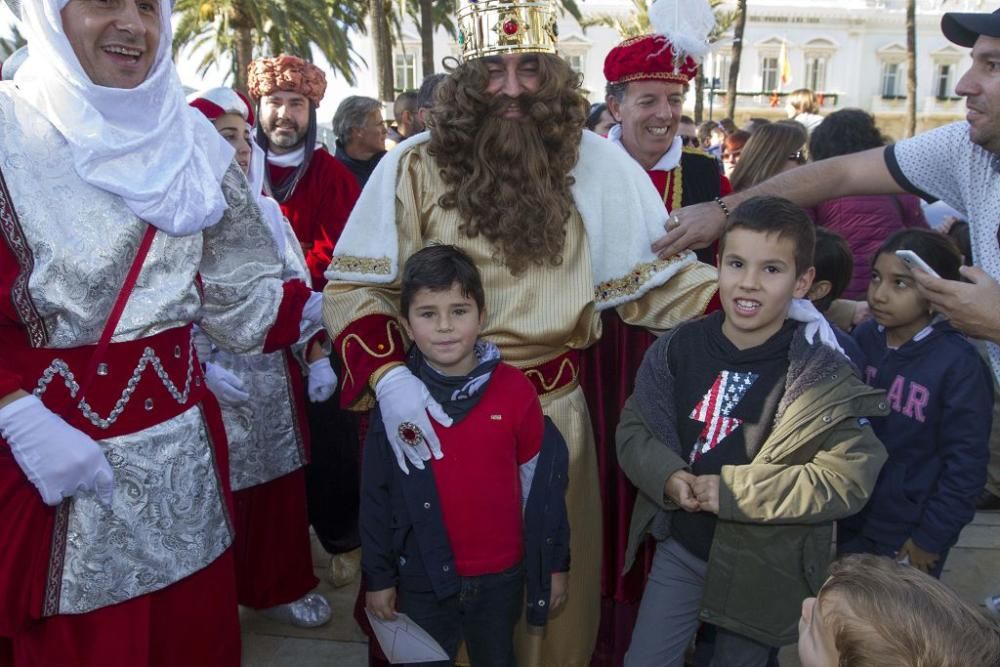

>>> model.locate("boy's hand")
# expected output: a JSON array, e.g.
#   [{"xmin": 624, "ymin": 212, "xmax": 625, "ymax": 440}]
[
  {"xmin": 549, "ymin": 571, "xmax": 569, "ymax": 616},
  {"xmin": 897, "ymin": 538, "xmax": 939, "ymax": 574},
  {"xmin": 692, "ymin": 475, "xmax": 721, "ymax": 514},
  {"xmin": 664, "ymin": 470, "xmax": 700, "ymax": 512},
  {"xmin": 365, "ymin": 587, "xmax": 398, "ymax": 621}
]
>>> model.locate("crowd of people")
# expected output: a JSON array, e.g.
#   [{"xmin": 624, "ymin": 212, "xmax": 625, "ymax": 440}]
[{"xmin": 1, "ymin": 0, "xmax": 1000, "ymax": 666}]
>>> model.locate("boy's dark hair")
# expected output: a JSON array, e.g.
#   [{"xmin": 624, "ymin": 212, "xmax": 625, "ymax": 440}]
[
  {"xmin": 400, "ymin": 244, "xmax": 486, "ymax": 316},
  {"xmin": 874, "ymin": 229, "xmax": 962, "ymax": 282},
  {"xmin": 945, "ymin": 220, "xmax": 972, "ymax": 267},
  {"xmin": 719, "ymin": 196, "xmax": 815, "ymax": 276},
  {"xmin": 812, "ymin": 228, "xmax": 853, "ymax": 312}
]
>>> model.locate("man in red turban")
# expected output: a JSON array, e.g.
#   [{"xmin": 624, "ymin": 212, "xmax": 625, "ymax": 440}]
[{"xmin": 249, "ymin": 54, "xmax": 365, "ymax": 591}]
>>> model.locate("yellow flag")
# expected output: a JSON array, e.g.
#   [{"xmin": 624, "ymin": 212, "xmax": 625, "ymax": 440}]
[{"xmin": 779, "ymin": 40, "xmax": 792, "ymax": 88}]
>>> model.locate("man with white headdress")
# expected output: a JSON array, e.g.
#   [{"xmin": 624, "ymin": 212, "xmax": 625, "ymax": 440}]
[{"xmin": 0, "ymin": 1, "xmax": 322, "ymax": 665}]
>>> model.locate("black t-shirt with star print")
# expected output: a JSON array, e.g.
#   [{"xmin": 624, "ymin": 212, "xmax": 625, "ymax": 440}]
[{"xmin": 667, "ymin": 311, "xmax": 793, "ymax": 561}]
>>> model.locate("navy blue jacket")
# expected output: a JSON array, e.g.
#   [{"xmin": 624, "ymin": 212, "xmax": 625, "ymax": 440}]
[
  {"xmin": 360, "ymin": 409, "xmax": 570, "ymax": 627},
  {"xmin": 845, "ymin": 319, "xmax": 992, "ymax": 554}
]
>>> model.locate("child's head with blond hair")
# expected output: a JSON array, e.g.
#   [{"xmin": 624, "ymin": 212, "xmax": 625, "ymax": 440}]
[{"xmin": 798, "ymin": 554, "xmax": 1000, "ymax": 667}]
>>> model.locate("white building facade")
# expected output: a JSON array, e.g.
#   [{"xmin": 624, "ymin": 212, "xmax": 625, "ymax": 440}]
[{"xmin": 376, "ymin": 0, "xmax": 987, "ymax": 140}]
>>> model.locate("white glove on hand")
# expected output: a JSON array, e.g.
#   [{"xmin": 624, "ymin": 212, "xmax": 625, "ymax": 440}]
[
  {"xmin": 374, "ymin": 366, "xmax": 453, "ymax": 474},
  {"xmin": 0, "ymin": 395, "xmax": 114, "ymax": 506},
  {"xmin": 300, "ymin": 292, "xmax": 324, "ymax": 336},
  {"xmin": 204, "ymin": 362, "xmax": 250, "ymax": 406},
  {"xmin": 307, "ymin": 358, "xmax": 338, "ymax": 403},
  {"xmin": 191, "ymin": 325, "xmax": 214, "ymax": 364},
  {"xmin": 787, "ymin": 298, "xmax": 845, "ymax": 355}
]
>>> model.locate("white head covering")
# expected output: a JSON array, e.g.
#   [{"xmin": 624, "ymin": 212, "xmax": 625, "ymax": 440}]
[
  {"xmin": 12, "ymin": 0, "xmax": 235, "ymax": 236},
  {"xmin": 187, "ymin": 86, "xmax": 287, "ymax": 255}
]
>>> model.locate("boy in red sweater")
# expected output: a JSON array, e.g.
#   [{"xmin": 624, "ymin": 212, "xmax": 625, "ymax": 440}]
[{"xmin": 362, "ymin": 245, "xmax": 569, "ymax": 665}]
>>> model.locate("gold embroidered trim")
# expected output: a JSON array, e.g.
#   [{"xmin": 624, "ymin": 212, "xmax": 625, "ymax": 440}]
[
  {"xmin": 524, "ymin": 357, "xmax": 579, "ymax": 394},
  {"xmin": 329, "ymin": 254, "xmax": 392, "ymax": 276},
  {"xmin": 664, "ymin": 159, "xmax": 683, "ymax": 214},
  {"xmin": 594, "ymin": 255, "xmax": 685, "ymax": 304},
  {"xmin": 340, "ymin": 319, "xmax": 403, "ymax": 389}
]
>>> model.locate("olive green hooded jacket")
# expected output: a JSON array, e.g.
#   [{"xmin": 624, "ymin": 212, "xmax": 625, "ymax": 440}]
[{"xmin": 617, "ymin": 323, "xmax": 889, "ymax": 646}]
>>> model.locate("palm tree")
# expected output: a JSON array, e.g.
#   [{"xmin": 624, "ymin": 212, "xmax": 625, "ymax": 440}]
[
  {"xmin": 905, "ymin": 0, "xmax": 917, "ymax": 136},
  {"xmin": 0, "ymin": 24, "xmax": 25, "ymax": 60},
  {"xmin": 372, "ymin": 0, "xmax": 394, "ymax": 100},
  {"xmin": 172, "ymin": 0, "xmax": 367, "ymax": 92},
  {"xmin": 725, "ymin": 0, "xmax": 747, "ymax": 120},
  {"xmin": 410, "ymin": 0, "xmax": 457, "ymax": 76}
]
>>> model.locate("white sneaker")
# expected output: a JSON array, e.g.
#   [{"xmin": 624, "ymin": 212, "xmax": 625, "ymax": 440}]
[{"xmin": 261, "ymin": 592, "xmax": 332, "ymax": 628}]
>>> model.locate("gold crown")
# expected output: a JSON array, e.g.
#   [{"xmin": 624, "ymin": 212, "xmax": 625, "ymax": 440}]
[{"xmin": 456, "ymin": 0, "xmax": 559, "ymax": 61}]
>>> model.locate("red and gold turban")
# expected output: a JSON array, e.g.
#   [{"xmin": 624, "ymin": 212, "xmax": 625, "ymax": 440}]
[
  {"xmin": 603, "ymin": 34, "xmax": 700, "ymax": 87},
  {"xmin": 247, "ymin": 55, "xmax": 327, "ymax": 107}
]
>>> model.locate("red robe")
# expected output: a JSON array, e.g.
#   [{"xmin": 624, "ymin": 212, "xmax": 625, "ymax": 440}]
[
  {"xmin": 268, "ymin": 149, "xmax": 361, "ymax": 290},
  {"xmin": 584, "ymin": 152, "xmax": 729, "ymax": 666}
]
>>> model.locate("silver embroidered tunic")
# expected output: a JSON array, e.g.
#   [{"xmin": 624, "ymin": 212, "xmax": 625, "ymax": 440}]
[
  {"xmin": 208, "ymin": 219, "xmax": 322, "ymax": 491},
  {"xmin": 0, "ymin": 83, "xmax": 288, "ymax": 615}
]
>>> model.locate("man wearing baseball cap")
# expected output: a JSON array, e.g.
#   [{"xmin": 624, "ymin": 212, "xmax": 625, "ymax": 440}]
[{"xmin": 665, "ymin": 6, "xmax": 1000, "ymax": 524}]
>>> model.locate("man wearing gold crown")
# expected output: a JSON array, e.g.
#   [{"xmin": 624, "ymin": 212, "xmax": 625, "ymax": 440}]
[
  {"xmin": 324, "ymin": 1, "xmax": 721, "ymax": 664},
  {"xmin": 582, "ymin": 30, "xmax": 734, "ymax": 664},
  {"xmin": 0, "ymin": 1, "xmax": 323, "ymax": 665},
  {"xmin": 248, "ymin": 55, "xmax": 367, "ymax": 589}
]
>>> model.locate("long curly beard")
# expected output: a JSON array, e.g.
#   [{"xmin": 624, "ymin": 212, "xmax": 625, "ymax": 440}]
[{"xmin": 428, "ymin": 56, "xmax": 587, "ymax": 275}]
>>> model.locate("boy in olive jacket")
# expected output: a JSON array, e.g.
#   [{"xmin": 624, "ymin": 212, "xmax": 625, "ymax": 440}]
[{"xmin": 618, "ymin": 197, "xmax": 888, "ymax": 666}]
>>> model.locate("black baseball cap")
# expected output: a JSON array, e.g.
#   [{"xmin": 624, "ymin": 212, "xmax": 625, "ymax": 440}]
[{"xmin": 942, "ymin": 9, "xmax": 1000, "ymax": 48}]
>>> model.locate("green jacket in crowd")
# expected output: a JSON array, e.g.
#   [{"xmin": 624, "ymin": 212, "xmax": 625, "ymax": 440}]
[{"xmin": 617, "ymin": 322, "xmax": 889, "ymax": 647}]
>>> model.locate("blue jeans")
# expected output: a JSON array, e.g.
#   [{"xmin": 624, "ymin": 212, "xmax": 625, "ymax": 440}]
[{"xmin": 398, "ymin": 562, "xmax": 524, "ymax": 667}]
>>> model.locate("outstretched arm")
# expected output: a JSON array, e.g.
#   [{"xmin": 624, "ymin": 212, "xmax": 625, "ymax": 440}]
[{"xmin": 654, "ymin": 147, "xmax": 903, "ymax": 258}]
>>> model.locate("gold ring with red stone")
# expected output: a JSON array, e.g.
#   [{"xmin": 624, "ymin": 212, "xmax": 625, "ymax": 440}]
[{"xmin": 397, "ymin": 421, "xmax": 425, "ymax": 447}]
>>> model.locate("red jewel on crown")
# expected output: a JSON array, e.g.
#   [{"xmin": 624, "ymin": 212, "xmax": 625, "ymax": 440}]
[{"xmin": 503, "ymin": 19, "xmax": 519, "ymax": 35}]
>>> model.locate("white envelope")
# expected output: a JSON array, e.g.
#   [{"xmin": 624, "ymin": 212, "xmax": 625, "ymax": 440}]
[{"xmin": 364, "ymin": 610, "xmax": 450, "ymax": 664}]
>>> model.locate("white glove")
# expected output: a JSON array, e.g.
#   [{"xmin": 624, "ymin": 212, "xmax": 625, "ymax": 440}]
[
  {"xmin": 374, "ymin": 366, "xmax": 453, "ymax": 474},
  {"xmin": 0, "ymin": 395, "xmax": 114, "ymax": 506},
  {"xmin": 204, "ymin": 362, "xmax": 250, "ymax": 406},
  {"xmin": 307, "ymin": 358, "xmax": 338, "ymax": 403},
  {"xmin": 191, "ymin": 325, "xmax": 214, "ymax": 364},
  {"xmin": 787, "ymin": 298, "xmax": 845, "ymax": 355},
  {"xmin": 300, "ymin": 292, "xmax": 324, "ymax": 336}
]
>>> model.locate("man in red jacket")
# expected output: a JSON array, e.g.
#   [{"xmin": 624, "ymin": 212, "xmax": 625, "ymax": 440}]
[{"xmin": 249, "ymin": 55, "xmax": 364, "ymax": 587}]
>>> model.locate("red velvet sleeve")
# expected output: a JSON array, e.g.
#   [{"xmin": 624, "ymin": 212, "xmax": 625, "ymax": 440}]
[
  {"xmin": 335, "ymin": 313, "xmax": 406, "ymax": 409},
  {"xmin": 262, "ymin": 279, "xmax": 311, "ymax": 353},
  {"xmin": 306, "ymin": 155, "xmax": 361, "ymax": 291}
]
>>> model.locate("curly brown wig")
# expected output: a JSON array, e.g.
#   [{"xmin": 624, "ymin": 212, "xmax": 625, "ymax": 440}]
[{"xmin": 427, "ymin": 54, "xmax": 588, "ymax": 274}]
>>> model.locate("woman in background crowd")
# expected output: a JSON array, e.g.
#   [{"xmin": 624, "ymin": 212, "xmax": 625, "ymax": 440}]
[
  {"xmin": 729, "ymin": 121, "xmax": 808, "ymax": 192},
  {"xmin": 808, "ymin": 108, "xmax": 928, "ymax": 299}
]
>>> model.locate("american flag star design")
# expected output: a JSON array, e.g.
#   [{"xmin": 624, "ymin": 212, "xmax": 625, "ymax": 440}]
[{"xmin": 689, "ymin": 370, "xmax": 759, "ymax": 463}]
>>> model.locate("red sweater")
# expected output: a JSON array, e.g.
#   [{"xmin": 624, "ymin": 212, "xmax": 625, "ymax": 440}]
[
  {"xmin": 268, "ymin": 149, "xmax": 360, "ymax": 290},
  {"xmin": 428, "ymin": 364, "xmax": 543, "ymax": 576}
]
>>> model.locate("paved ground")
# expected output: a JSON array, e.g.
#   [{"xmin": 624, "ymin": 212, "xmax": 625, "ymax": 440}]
[{"xmin": 242, "ymin": 512, "xmax": 1000, "ymax": 666}]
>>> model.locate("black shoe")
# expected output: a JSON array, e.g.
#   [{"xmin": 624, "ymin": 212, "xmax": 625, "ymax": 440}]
[{"xmin": 976, "ymin": 489, "xmax": 1000, "ymax": 511}]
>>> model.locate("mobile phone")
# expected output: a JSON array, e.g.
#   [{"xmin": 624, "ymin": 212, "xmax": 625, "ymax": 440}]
[{"xmin": 894, "ymin": 250, "xmax": 941, "ymax": 279}]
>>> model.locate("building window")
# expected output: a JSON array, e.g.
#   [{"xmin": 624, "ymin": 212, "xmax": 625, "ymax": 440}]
[
  {"xmin": 713, "ymin": 54, "xmax": 731, "ymax": 88},
  {"xmin": 936, "ymin": 63, "xmax": 953, "ymax": 98},
  {"xmin": 394, "ymin": 52, "xmax": 417, "ymax": 91},
  {"xmin": 561, "ymin": 53, "xmax": 584, "ymax": 75},
  {"xmin": 804, "ymin": 56, "xmax": 827, "ymax": 91},
  {"xmin": 881, "ymin": 62, "xmax": 901, "ymax": 98},
  {"xmin": 760, "ymin": 56, "xmax": 779, "ymax": 91}
]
